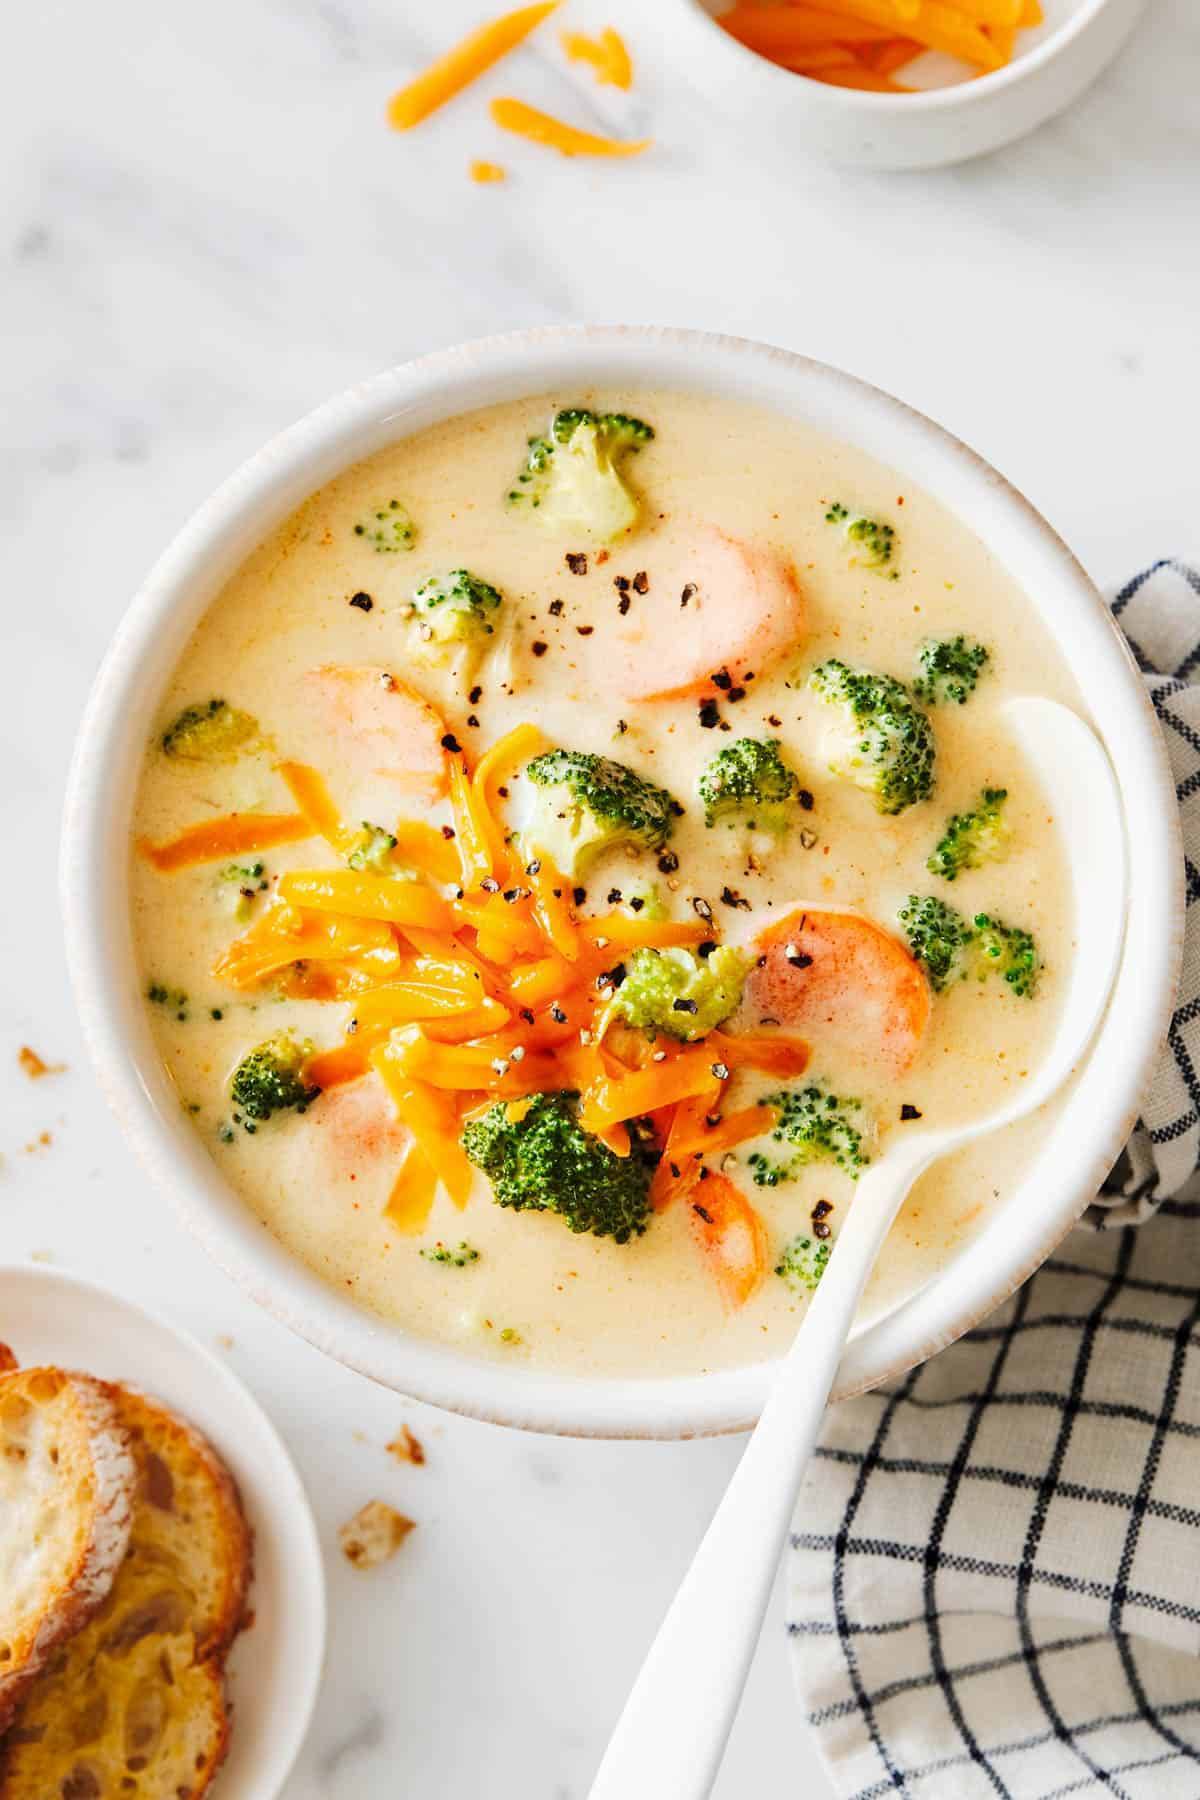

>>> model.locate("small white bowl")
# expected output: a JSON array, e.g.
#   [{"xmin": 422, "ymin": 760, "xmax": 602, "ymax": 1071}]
[
  {"xmin": 665, "ymin": 0, "xmax": 1147, "ymax": 169},
  {"xmin": 0, "ymin": 1264, "xmax": 325, "ymax": 1798},
  {"xmin": 62, "ymin": 325, "xmax": 1182, "ymax": 1439}
]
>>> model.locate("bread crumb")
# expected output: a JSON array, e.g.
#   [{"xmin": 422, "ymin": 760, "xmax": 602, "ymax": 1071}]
[
  {"xmin": 18, "ymin": 1046, "xmax": 65, "ymax": 1080},
  {"xmin": 339, "ymin": 1500, "xmax": 415, "ymax": 1569},
  {"xmin": 387, "ymin": 1425, "xmax": 425, "ymax": 1467}
]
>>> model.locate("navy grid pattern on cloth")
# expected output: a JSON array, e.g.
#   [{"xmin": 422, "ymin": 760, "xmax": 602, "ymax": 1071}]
[{"xmin": 788, "ymin": 561, "xmax": 1200, "ymax": 1798}]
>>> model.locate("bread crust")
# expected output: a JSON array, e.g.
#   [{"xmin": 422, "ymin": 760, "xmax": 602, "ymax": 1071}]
[{"xmin": 0, "ymin": 1368, "xmax": 136, "ymax": 1732}]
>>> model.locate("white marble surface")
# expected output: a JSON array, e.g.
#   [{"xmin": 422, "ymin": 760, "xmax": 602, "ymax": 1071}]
[{"xmin": 3, "ymin": 0, "xmax": 1198, "ymax": 1793}]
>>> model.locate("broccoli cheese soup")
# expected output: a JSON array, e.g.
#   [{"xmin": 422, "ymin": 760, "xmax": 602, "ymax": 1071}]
[{"xmin": 129, "ymin": 389, "xmax": 1079, "ymax": 1379}]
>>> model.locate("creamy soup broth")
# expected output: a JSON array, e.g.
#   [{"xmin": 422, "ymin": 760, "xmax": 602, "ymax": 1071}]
[{"xmin": 130, "ymin": 389, "xmax": 1078, "ymax": 1378}]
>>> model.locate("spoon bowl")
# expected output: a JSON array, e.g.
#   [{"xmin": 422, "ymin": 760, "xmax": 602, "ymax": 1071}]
[{"xmin": 588, "ymin": 697, "xmax": 1128, "ymax": 1800}]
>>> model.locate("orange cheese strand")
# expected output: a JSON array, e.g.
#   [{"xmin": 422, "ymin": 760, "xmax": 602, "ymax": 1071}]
[
  {"xmin": 560, "ymin": 26, "xmax": 633, "ymax": 89},
  {"xmin": 385, "ymin": 1142, "xmax": 439, "ymax": 1233},
  {"xmin": 138, "ymin": 813, "xmax": 311, "ymax": 872},
  {"xmin": 578, "ymin": 1047, "xmax": 726, "ymax": 1136},
  {"xmin": 387, "ymin": 3, "xmax": 560, "ymax": 131},
  {"xmin": 391, "ymin": 820, "xmax": 460, "ymax": 884},
  {"xmin": 371, "ymin": 1048, "xmax": 475, "ymax": 1207},
  {"xmin": 470, "ymin": 159, "xmax": 507, "ymax": 183},
  {"xmin": 277, "ymin": 761, "xmax": 347, "ymax": 850},
  {"xmin": 489, "ymin": 98, "xmax": 651, "ymax": 157},
  {"xmin": 276, "ymin": 870, "xmax": 452, "ymax": 930}
]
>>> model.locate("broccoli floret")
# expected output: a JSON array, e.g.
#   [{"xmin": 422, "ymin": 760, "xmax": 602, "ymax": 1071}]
[
  {"xmin": 749, "ymin": 1085, "xmax": 870, "ymax": 1184},
  {"xmin": 898, "ymin": 894, "xmax": 973, "ymax": 992},
  {"xmin": 354, "ymin": 498, "xmax": 416, "ymax": 552},
  {"xmin": 217, "ymin": 859, "xmax": 269, "ymax": 921},
  {"xmin": 775, "ymin": 1234, "xmax": 831, "ymax": 1293},
  {"xmin": 913, "ymin": 635, "xmax": 990, "ymax": 705},
  {"xmin": 161, "ymin": 699, "xmax": 258, "ymax": 761},
  {"xmin": 346, "ymin": 822, "xmax": 398, "ymax": 872},
  {"xmin": 229, "ymin": 1031, "xmax": 319, "ymax": 1126},
  {"xmin": 927, "ymin": 788, "xmax": 1010, "ymax": 882},
  {"xmin": 698, "ymin": 737, "xmax": 800, "ymax": 832},
  {"xmin": 521, "ymin": 747, "xmax": 678, "ymax": 877},
  {"xmin": 462, "ymin": 1092, "xmax": 652, "ymax": 1243},
  {"xmin": 420, "ymin": 1240, "xmax": 480, "ymax": 1267},
  {"xmin": 826, "ymin": 500, "xmax": 897, "ymax": 574},
  {"xmin": 809, "ymin": 659, "xmax": 935, "ymax": 815},
  {"xmin": 608, "ymin": 945, "xmax": 750, "ymax": 1043},
  {"xmin": 506, "ymin": 408, "xmax": 654, "ymax": 542},
  {"xmin": 409, "ymin": 569, "xmax": 502, "ymax": 649},
  {"xmin": 972, "ymin": 914, "xmax": 1041, "ymax": 998}
]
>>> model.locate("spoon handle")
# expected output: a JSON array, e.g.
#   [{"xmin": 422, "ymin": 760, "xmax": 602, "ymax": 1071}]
[{"xmin": 587, "ymin": 1157, "xmax": 921, "ymax": 1800}]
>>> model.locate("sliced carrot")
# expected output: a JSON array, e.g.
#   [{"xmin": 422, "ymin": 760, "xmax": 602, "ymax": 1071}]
[
  {"xmin": 560, "ymin": 26, "xmax": 633, "ymax": 88},
  {"xmin": 708, "ymin": 1031, "xmax": 812, "ymax": 1080},
  {"xmin": 387, "ymin": 4, "xmax": 560, "ymax": 131},
  {"xmin": 138, "ymin": 813, "xmax": 311, "ymax": 873},
  {"xmin": 371, "ymin": 1048, "xmax": 475, "ymax": 1205},
  {"xmin": 745, "ymin": 907, "xmax": 929, "ymax": 1077},
  {"xmin": 277, "ymin": 761, "xmax": 348, "ymax": 851},
  {"xmin": 489, "ymin": 98, "xmax": 652, "ymax": 157},
  {"xmin": 687, "ymin": 1172, "xmax": 769, "ymax": 1310},
  {"xmin": 578, "ymin": 1047, "xmax": 727, "ymax": 1136},
  {"xmin": 385, "ymin": 1141, "xmax": 439, "ymax": 1233},
  {"xmin": 305, "ymin": 666, "xmax": 450, "ymax": 797}
]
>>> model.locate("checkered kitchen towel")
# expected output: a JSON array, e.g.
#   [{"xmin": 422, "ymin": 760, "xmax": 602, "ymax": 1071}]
[{"xmin": 788, "ymin": 560, "xmax": 1200, "ymax": 1799}]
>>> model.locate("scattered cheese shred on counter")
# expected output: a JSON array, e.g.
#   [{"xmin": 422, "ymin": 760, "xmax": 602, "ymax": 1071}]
[
  {"xmin": 489, "ymin": 96, "xmax": 652, "ymax": 157},
  {"xmin": 386, "ymin": 1, "xmax": 559, "ymax": 132},
  {"xmin": 470, "ymin": 158, "xmax": 507, "ymax": 182},
  {"xmin": 560, "ymin": 25, "xmax": 634, "ymax": 89}
]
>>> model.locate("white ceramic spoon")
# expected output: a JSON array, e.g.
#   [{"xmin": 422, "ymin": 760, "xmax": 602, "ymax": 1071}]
[{"xmin": 588, "ymin": 698, "xmax": 1127, "ymax": 1800}]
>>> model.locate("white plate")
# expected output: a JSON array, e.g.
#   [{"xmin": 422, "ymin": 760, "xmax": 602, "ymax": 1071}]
[{"xmin": 0, "ymin": 1263, "xmax": 326, "ymax": 1799}]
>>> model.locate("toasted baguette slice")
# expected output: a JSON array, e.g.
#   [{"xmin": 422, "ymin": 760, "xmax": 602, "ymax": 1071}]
[
  {"xmin": 0, "ymin": 1367, "xmax": 136, "ymax": 1732},
  {"xmin": 0, "ymin": 1386, "xmax": 253, "ymax": 1800}
]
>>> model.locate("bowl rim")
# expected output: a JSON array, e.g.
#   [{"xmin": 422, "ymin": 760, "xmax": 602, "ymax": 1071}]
[
  {"xmin": 61, "ymin": 323, "xmax": 1184, "ymax": 1439},
  {"xmin": 675, "ymin": 0, "xmax": 1119, "ymax": 111}
]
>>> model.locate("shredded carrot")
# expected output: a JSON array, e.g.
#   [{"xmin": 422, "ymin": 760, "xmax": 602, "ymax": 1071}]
[
  {"xmin": 560, "ymin": 26, "xmax": 633, "ymax": 89},
  {"xmin": 489, "ymin": 98, "xmax": 651, "ymax": 157},
  {"xmin": 385, "ymin": 1142, "xmax": 439, "ymax": 1233},
  {"xmin": 371, "ymin": 1048, "xmax": 475, "ymax": 1206},
  {"xmin": 470, "ymin": 159, "xmax": 507, "ymax": 183},
  {"xmin": 277, "ymin": 870, "xmax": 452, "ymax": 930},
  {"xmin": 139, "ymin": 813, "xmax": 311, "ymax": 873},
  {"xmin": 387, "ymin": 3, "xmax": 559, "ymax": 132},
  {"xmin": 277, "ymin": 761, "xmax": 347, "ymax": 850}
]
